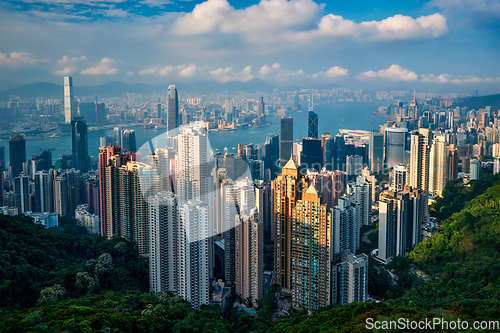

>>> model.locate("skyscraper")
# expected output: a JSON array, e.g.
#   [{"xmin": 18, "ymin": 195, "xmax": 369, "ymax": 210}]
[
  {"xmin": 429, "ymin": 135, "xmax": 447, "ymax": 196},
  {"xmin": 378, "ymin": 187, "xmax": 423, "ymax": 262},
  {"xmin": 257, "ymin": 97, "xmax": 264, "ymax": 117},
  {"xmin": 122, "ymin": 130, "xmax": 137, "ymax": 153},
  {"xmin": 331, "ymin": 195, "xmax": 360, "ymax": 255},
  {"xmin": 408, "ymin": 94, "xmax": 418, "ymax": 120},
  {"xmin": 307, "ymin": 111, "xmax": 319, "ymax": 139},
  {"xmin": 384, "ymin": 127, "xmax": 408, "ymax": 169},
  {"xmin": 64, "ymin": 76, "xmax": 75, "ymax": 123},
  {"xmin": 447, "ymin": 146, "xmax": 459, "ymax": 181},
  {"xmin": 390, "ymin": 164, "xmax": 409, "ymax": 192},
  {"xmin": 290, "ymin": 185, "xmax": 331, "ymax": 310},
  {"xmin": 235, "ymin": 209, "xmax": 263, "ymax": 303},
  {"xmin": 300, "ymin": 137, "xmax": 322, "ymax": 172},
  {"xmin": 34, "ymin": 171, "xmax": 53, "ymax": 213},
  {"xmin": 331, "ymin": 251, "xmax": 368, "ymax": 305},
  {"xmin": 79, "ymin": 102, "xmax": 96, "ymax": 124},
  {"xmin": 280, "ymin": 117, "xmax": 293, "ymax": 165},
  {"xmin": 274, "ymin": 157, "xmax": 302, "ymax": 292},
  {"xmin": 333, "ymin": 134, "xmax": 346, "ymax": 171},
  {"xmin": 14, "ymin": 174, "xmax": 30, "ymax": 214},
  {"xmin": 409, "ymin": 129, "xmax": 431, "ymax": 222},
  {"xmin": 9, "ymin": 134, "xmax": 26, "ymax": 178},
  {"xmin": 351, "ymin": 176, "xmax": 372, "ymax": 226},
  {"xmin": 167, "ymin": 85, "xmax": 179, "ymax": 132},
  {"xmin": 71, "ymin": 116, "xmax": 89, "ymax": 173},
  {"xmin": 369, "ymin": 132, "xmax": 384, "ymax": 173},
  {"xmin": 114, "ymin": 126, "xmax": 123, "ymax": 147},
  {"xmin": 266, "ymin": 133, "xmax": 280, "ymax": 177}
]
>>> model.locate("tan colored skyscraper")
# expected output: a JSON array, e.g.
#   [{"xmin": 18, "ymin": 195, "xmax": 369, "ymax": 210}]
[
  {"xmin": 235, "ymin": 209, "xmax": 263, "ymax": 304},
  {"xmin": 274, "ymin": 157, "xmax": 303, "ymax": 292},
  {"xmin": 429, "ymin": 135, "xmax": 447, "ymax": 196},
  {"xmin": 409, "ymin": 129, "xmax": 431, "ymax": 222},
  {"xmin": 291, "ymin": 185, "xmax": 331, "ymax": 310}
]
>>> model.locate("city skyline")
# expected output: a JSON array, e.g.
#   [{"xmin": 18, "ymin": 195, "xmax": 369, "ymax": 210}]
[{"xmin": 0, "ymin": 0, "xmax": 499, "ymax": 94}]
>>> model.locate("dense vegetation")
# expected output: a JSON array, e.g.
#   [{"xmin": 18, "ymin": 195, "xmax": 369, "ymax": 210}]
[
  {"xmin": 2, "ymin": 172, "xmax": 500, "ymax": 332},
  {"xmin": 0, "ymin": 215, "xmax": 148, "ymax": 313}
]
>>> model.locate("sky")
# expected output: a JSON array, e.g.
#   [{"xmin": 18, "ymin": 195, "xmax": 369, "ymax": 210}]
[{"xmin": 0, "ymin": 0, "xmax": 500, "ymax": 94}]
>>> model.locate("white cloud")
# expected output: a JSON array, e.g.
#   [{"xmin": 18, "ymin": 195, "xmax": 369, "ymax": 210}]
[
  {"xmin": 210, "ymin": 65, "xmax": 253, "ymax": 82},
  {"xmin": 259, "ymin": 65, "xmax": 273, "ymax": 76},
  {"xmin": 126, "ymin": 71, "xmax": 134, "ymax": 75},
  {"xmin": 430, "ymin": 0, "xmax": 500, "ymax": 18},
  {"xmin": 324, "ymin": 66, "xmax": 348, "ymax": 77},
  {"xmin": 57, "ymin": 55, "xmax": 87, "ymax": 65},
  {"xmin": 357, "ymin": 64, "xmax": 418, "ymax": 81},
  {"xmin": 420, "ymin": 73, "xmax": 451, "ymax": 83},
  {"xmin": 0, "ymin": 52, "xmax": 42, "ymax": 67},
  {"xmin": 80, "ymin": 58, "xmax": 118, "ymax": 75},
  {"xmin": 178, "ymin": 64, "xmax": 197, "ymax": 77},
  {"xmin": 158, "ymin": 65, "xmax": 175, "ymax": 76},
  {"xmin": 139, "ymin": 67, "xmax": 157, "ymax": 75},
  {"xmin": 174, "ymin": 0, "xmax": 448, "ymax": 45},
  {"xmin": 54, "ymin": 66, "xmax": 78, "ymax": 75}
]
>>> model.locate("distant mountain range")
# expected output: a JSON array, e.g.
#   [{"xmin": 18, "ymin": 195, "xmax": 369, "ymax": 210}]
[
  {"xmin": 452, "ymin": 93, "xmax": 500, "ymax": 111},
  {"xmin": 0, "ymin": 79, "xmax": 276, "ymax": 101}
]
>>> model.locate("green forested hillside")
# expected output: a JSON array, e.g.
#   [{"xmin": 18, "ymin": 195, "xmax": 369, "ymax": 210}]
[{"xmin": 0, "ymin": 215, "xmax": 148, "ymax": 312}]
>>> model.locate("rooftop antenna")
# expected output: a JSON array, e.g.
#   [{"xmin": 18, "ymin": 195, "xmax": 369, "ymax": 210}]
[{"xmin": 309, "ymin": 90, "xmax": 314, "ymax": 112}]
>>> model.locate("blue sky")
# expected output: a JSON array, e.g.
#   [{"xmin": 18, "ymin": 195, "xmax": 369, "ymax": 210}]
[{"xmin": 0, "ymin": 0, "xmax": 499, "ymax": 94}]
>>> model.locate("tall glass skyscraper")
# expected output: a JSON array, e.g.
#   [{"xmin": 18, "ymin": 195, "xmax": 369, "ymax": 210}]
[
  {"xmin": 307, "ymin": 111, "xmax": 318, "ymax": 139},
  {"xmin": 9, "ymin": 134, "xmax": 26, "ymax": 178},
  {"xmin": 167, "ymin": 85, "xmax": 179, "ymax": 132},
  {"xmin": 71, "ymin": 116, "xmax": 89, "ymax": 173},
  {"xmin": 64, "ymin": 76, "xmax": 75, "ymax": 124},
  {"xmin": 280, "ymin": 117, "xmax": 293, "ymax": 165},
  {"xmin": 122, "ymin": 130, "xmax": 137, "ymax": 153}
]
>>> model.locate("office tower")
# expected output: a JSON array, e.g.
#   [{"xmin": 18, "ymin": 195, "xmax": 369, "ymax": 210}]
[
  {"xmin": 378, "ymin": 187, "xmax": 423, "ymax": 262},
  {"xmin": 14, "ymin": 174, "xmax": 30, "ymax": 214},
  {"xmin": 255, "ymin": 182, "xmax": 272, "ymax": 236},
  {"xmin": 324, "ymin": 136, "xmax": 334, "ymax": 170},
  {"xmin": 290, "ymin": 185, "xmax": 331, "ymax": 310},
  {"xmin": 369, "ymin": 132, "xmax": 384, "ymax": 173},
  {"xmin": 280, "ymin": 117, "xmax": 293, "ymax": 165},
  {"xmin": 96, "ymin": 103, "xmax": 106, "ymax": 125},
  {"xmin": 64, "ymin": 76, "xmax": 75, "ymax": 123},
  {"xmin": 122, "ymin": 130, "xmax": 137, "ymax": 153},
  {"xmin": 384, "ymin": 127, "xmax": 408, "ymax": 169},
  {"xmin": 71, "ymin": 116, "xmax": 89, "ymax": 173},
  {"xmin": 331, "ymin": 195, "xmax": 360, "ymax": 255},
  {"xmin": 167, "ymin": 85, "xmax": 179, "ymax": 132},
  {"xmin": 100, "ymin": 135, "xmax": 114, "ymax": 147},
  {"xmin": 114, "ymin": 127, "xmax": 123, "ymax": 147},
  {"xmin": 274, "ymin": 158, "xmax": 302, "ymax": 292},
  {"xmin": 409, "ymin": 129, "xmax": 431, "ymax": 222},
  {"xmin": 494, "ymin": 159, "xmax": 500, "ymax": 175},
  {"xmin": 308, "ymin": 111, "xmax": 319, "ymax": 139},
  {"xmin": 235, "ymin": 209, "xmax": 263, "ymax": 303},
  {"xmin": 83, "ymin": 177, "xmax": 99, "ymax": 215},
  {"xmin": 149, "ymin": 192, "xmax": 178, "ymax": 294},
  {"xmin": 79, "ymin": 102, "xmax": 96, "ymax": 124},
  {"xmin": 390, "ymin": 164, "xmax": 409, "ymax": 192},
  {"xmin": 470, "ymin": 159, "xmax": 480, "ymax": 180},
  {"xmin": 300, "ymin": 137, "xmax": 322, "ymax": 172},
  {"xmin": 265, "ymin": 133, "xmax": 279, "ymax": 177},
  {"xmin": 429, "ymin": 135, "xmax": 448, "ymax": 196},
  {"xmin": 408, "ymin": 94, "xmax": 418, "ymax": 120},
  {"xmin": 0, "ymin": 146, "xmax": 5, "ymax": 170},
  {"xmin": 308, "ymin": 169, "xmax": 345, "ymax": 210},
  {"xmin": 178, "ymin": 200, "xmax": 210, "ymax": 310},
  {"xmin": 257, "ymin": 97, "xmax": 264, "ymax": 117},
  {"xmin": 31, "ymin": 150, "xmax": 53, "ymax": 176},
  {"xmin": 333, "ymin": 134, "xmax": 346, "ymax": 171},
  {"xmin": 447, "ymin": 146, "xmax": 459, "ymax": 181},
  {"xmin": 157, "ymin": 103, "xmax": 162, "ymax": 119},
  {"xmin": 9, "ymin": 134, "xmax": 26, "ymax": 178},
  {"xmin": 34, "ymin": 171, "xmax": 53, "ymax": 213},
  {"xmin": 346, "ymin": 155, "xmax": 363, "ymax": 177},
  {"xmin": 331, "ymin": 251, "xmax": 368, "ymax": 305},
  {"xmin": 351, "ymin": 176, "xmax": 372, "ymax": 226},
  {"xmin": 225, "ymin": 98, "xmax": 234, "ymax": 115}
]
